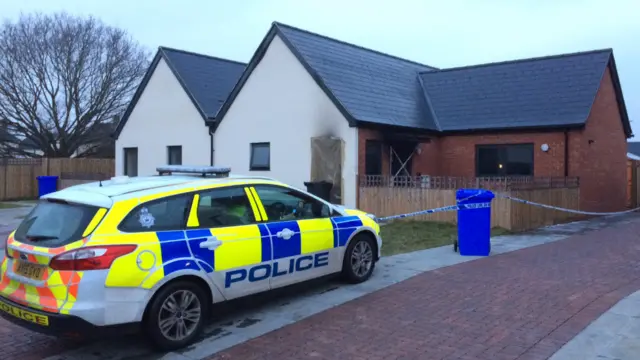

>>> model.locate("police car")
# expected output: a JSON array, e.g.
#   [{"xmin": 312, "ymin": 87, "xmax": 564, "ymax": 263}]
[{"xmin": 0, "ymin": 166, "xmax": 381, "ymax": 350}]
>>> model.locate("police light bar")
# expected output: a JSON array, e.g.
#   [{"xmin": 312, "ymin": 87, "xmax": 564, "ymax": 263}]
[{"xmin": 156, "ymin": 165, "xmax": 231, "ymax": 177}]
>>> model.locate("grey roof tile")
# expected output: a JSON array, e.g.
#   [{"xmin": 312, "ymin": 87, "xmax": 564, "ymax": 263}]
[
  {"xmin": 628, "ymin": 141, "xmax": 640, "ymax": 156},
  {"xmin": 419, "ymin": 50, "xmax": 612, "ymax": 131},
  {"xmin": 161, "ymin": 47, "xmax": 246, "ymax": 119},
  {"xmin": 275, "ymin": 23, "xmax": 439, "ymax": 130}
]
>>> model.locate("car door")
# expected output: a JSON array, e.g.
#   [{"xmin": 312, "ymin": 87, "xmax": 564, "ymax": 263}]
[
  {"xmin": 250, "ymin": 184, "xmax": 339, "ymax": 289},
  {"xmin": 185, "ymin": 186, "xmax": 271, "ymax": 300}
]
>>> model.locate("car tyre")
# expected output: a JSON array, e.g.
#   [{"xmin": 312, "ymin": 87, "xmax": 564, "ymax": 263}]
[
  {"xmin": 144, "ymin": 280, "xmax": 209, "ymax": 351},
  {"xmin": 342, "ymin": 234, "xmax": 376, "ymax": 284}
]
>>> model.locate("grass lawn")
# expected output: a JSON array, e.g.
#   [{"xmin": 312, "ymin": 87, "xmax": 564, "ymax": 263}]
[
  {"xmin": 0, "ymin": 202, "xmax": 23, "ymax": 209},
  {"xmin": 0, "ymin": 199, "xmax": 37, "ymax": 209},
  {"xmin": 380, "ymin": 220, "xmax": 511, "ymax": 256}
]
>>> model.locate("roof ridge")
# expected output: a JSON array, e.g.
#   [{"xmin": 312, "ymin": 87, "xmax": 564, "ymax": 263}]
[
  {"xmin": 419, "ymin": 48, "xmax": 613, "ymax": 75},
  {"xmin": 158, "ymin": 46, "xmax": 246, "ymax": 66},
  {"xmin": 272, "ymin": 22, "xmax": 437, "ymax": 70}
]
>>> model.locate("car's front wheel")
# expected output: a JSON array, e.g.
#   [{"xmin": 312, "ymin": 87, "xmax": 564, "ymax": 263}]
[
  {"xmin": 144, "ymin": 280, "xmax": 208, "ymax": 351},
  {"xmin": 342, "ymin": 234, "xmax": 376, "ymax": 283}
]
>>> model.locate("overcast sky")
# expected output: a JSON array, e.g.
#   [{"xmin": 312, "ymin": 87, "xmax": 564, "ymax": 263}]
[{"xmin": 5, "ymin": 0, "xmax": 640, "ymax": 137}]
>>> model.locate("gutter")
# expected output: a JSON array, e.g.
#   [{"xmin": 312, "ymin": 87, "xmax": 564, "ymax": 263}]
[{"xmin": 209, "ymin": 127, "xmax": 214, "ymax": 166}]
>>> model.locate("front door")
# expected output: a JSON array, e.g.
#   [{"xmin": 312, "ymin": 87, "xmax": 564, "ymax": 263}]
[
  {"xmin": 186, "ymin": 186, "xmax": 270, "ymax": 300},
  {"xmin": 250, "ymin": 185, "xmax": 338, "ymax": 289}
]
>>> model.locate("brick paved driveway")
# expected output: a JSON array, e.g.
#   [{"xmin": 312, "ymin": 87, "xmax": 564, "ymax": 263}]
[{"xmin": 209, "ymin": 216, "xmax": 640, "ymax": 360}]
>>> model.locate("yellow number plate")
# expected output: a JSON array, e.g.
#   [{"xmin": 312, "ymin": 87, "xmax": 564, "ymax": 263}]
[
  {"xmin": 0, "ymin": 300, "xmax": 49, "ymax": 326},
  {"xmin": 15, "ymin": 261, "xmax": 45, "ymax": 280}
]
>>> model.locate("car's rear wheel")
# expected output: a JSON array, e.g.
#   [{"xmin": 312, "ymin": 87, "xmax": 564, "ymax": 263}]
[
  {"xmin": 341, "ymin": 234, "xmax": 376, "ymax": 283},
  {"xmin": 144, "ymin": 280, "xmax": 208, "ymax": 351}
]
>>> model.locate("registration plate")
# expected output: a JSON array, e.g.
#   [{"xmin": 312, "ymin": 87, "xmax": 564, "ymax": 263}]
[
  {"xmin": 15, "ymin": 261, "xmax": 45, "ymax": 280},
  {"xmin": 0, "ymin": 299, "xmax": 49, "ymax": 326}
]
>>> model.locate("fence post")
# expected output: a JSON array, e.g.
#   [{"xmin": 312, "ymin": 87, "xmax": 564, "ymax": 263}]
[{"xmin": 2, "ymin": 158, "xmax": 7, "ymax": 201}]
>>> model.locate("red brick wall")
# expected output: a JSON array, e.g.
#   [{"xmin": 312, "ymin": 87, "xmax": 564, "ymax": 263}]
[
  {"xmin": 357, "ymin": 65, "xmax": 628, "ymax": 212},
  {"xmin": 567, "ymin": 67, "xmax": 628, "ymax": 212}
]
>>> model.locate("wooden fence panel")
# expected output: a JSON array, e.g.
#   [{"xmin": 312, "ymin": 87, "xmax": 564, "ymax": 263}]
[
  {"xmin": 358, "ymin": 187, "xmax": 458, "ymax": 223},
  {"xmin": 359, "ymin": 184, "xmax": 581, "ymax": 232},
  {"xmin": 0, "ymin": 158, "xmax": 114, "ymax": 200}
]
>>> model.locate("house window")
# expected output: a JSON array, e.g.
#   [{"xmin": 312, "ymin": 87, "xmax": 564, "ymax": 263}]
[
  {"xmin": 167, "ymin": 146, "xmax": 182, "ymax": 165},
  {"xmin": 123, "ymin": 147, "xmax": 138, "ymax": 177},
  {"xmin": 365, "ymin": 140, "xmax": 383, "ymax": 175},
  {"xmin": 476, "ymin": 144, "xmax": 534, "ymax": 176},
  {"xmin": 250, "ymin": 142, "xmax": 270, "ymax": 171}
]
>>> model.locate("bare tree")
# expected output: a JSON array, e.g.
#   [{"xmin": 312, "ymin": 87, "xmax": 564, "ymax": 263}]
[{"xmin": 0, "ymin": 12, "xmax": 149, "ymax": 158}]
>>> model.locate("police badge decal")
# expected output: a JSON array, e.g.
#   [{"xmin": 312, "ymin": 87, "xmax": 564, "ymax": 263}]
[{"xmin": 138, "ymin": 207, "xmax": 155, "ymax": 228}]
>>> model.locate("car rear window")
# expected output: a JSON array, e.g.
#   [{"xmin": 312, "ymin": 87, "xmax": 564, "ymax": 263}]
[{"xmin": 13, "ymin": 200, "xmax": 101, "ymax": 247}]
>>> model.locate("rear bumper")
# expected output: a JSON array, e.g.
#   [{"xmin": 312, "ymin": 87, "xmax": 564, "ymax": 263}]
[{"xmin": 0, "ymin": 295, "xmax": 138, "ymax": 338}]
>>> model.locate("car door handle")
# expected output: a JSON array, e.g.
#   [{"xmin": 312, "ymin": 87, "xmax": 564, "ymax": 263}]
[
  {"xmin": 277, "ymin": 228, "xmax": 295, "ymax": 240},
  {"xmin": 200, "ymin": 236, "xmax": 222, "ymax": 250}
]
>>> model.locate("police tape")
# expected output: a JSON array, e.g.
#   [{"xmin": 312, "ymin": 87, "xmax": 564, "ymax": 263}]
[
  {"xmin": 496, "ymin": 194, "xmax": 640, "ymax": 216},
  {"xmin": 376, "ymin": 190, "xmax": 640, "ymax": 223},
  {"xmin": 377, "ymin": 202, "xmax": 490, "ymax": 222}
]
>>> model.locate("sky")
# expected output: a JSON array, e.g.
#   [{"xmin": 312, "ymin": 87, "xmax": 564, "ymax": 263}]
[{"xmin": 4, "ymin": 0, "xmax": 640, "ymax": 137}]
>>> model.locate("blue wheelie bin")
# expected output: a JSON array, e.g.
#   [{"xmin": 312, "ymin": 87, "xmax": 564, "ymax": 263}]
[
  {"xmin": 456, "ymin": 189, "xmax": 495, "ymax": 256},
  {"xmin": 37, "ymin": 175, "xmax": 59, "ymax": 198}
]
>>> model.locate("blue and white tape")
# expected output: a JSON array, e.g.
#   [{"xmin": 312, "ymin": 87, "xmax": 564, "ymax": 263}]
[
  {"xmin": 378, "ymin": 202, "xmax": 490, "ymax": 222},
  {"xmin": 376, "ymin": 190, "xmax": 640, "ymax": 223},
  {"xmin": 497, "ymin": 194, "xmax": 640, "ymax": 216}
]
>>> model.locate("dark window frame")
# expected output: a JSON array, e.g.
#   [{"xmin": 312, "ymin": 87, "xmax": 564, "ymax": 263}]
[
  {"xmin": 252, "ymin": 184, "xmax": 340, "ymax": 222},
  {"xmin": 167, "ymin": 145, "xmax": 182, "ymax": 165},
  {"xmin": 364, "ymin": 140, "xmax": 383, "ymax": 175},
  {"xmin": 123, "ymin": 147, "xmax": 138, "ymax": 177},
  {"xmin": 475, "ymin": 143, "xmax": 534, "ymax": 177},
  {"xmin": 191, "ymin": 185, "xmax": 258, "ymax": 230},
  {"xmin": 117, "ymin": 193, "xmax": 193, "ymax": 233},
  {"xmin": 250, "ymin": 142, "xmax": 270, "ymax": 171}
]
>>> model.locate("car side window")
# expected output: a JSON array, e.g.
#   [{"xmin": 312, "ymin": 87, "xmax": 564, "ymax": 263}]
[
  {"xmin": 119, "ymin": 194, "xmax": 191, "ymax": 232},
  {"xmin": 253, "ymin": 185, "xmax": 330, "ymax": 222},
  {"xmin": 196, "ymin": 187, "xmax": 256, "ymax": 228}
]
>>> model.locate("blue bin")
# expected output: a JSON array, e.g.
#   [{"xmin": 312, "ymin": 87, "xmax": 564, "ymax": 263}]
[
  {"xmin": 456, "ymin": 189, "xmax": 495, "ymax": 256},
  {"xmin": 37, "ymin": 176, "xmax": 59, "ymax": 198}
]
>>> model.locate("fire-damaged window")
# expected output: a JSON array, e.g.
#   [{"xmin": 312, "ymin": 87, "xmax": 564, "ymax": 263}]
[
  {"xmin": 476, "ymin": 143, "xmax": 534, "ymax": 176},
  {"xmin": 365, "ymin": 140, "xmax": 383, "ymax": 175}
]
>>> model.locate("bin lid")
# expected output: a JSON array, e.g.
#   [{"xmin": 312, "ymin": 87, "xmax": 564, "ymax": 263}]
[{"xmin": 456, "ymin": 188, "xmax": 494, "ymax": 200}]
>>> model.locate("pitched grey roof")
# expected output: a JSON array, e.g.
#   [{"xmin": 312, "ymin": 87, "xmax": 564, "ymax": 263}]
[
  {"xmin": 420, "ymin": 49, "xmax": 618, "ymax": 132},
  {"xmin": 276, "ymin": 23, "xmax": 438, "ymax": 130},
  {"xmin": 161, "ymin": 48, "xmax": 246, "ymax": 118},
  {"xmin": 628, "ymin": 142, "xmax": 640, "ymax": 157},
  {"xmin": 214, "ymin": 22, "xmax": 631, "ymax": 137},
  {"xmin": 113, "ymin": 47, "xmax": 245, "ymax": 139}
]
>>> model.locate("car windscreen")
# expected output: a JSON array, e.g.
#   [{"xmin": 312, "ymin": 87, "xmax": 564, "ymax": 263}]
[{"xmin": 13, "ymin": 200, "xmax": 100, "ymax": 247}]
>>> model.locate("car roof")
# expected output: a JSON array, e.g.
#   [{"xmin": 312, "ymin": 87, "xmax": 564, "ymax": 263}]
[{"xmin": 42, "ymin": 174, "xmax": 287, "ymax": 208}]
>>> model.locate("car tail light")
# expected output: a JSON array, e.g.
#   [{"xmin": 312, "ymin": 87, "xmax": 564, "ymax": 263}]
[
  {"xmin": 49, "ymin": 245, "xmax": 137, "ymax": 271},
  {"xmin": 4, "ymin": 237, "xmax": 11, "ymax": 259}
]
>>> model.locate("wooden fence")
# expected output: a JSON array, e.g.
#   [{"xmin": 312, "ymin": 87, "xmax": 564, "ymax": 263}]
[
  {"xmin": 0, "ymin": 158, "xmax": 115, "ymax": 200},
  {"xmin": 358, "ymin": 175, "xmax": 581, "ymax": 232},
  {"xmin": 629, "ymin": 160, "xmax": 640, "ymax": 208}
]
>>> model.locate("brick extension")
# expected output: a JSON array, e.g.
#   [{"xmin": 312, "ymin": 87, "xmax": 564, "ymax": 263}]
[
  {"xmin": 358, "ymin": 68, "xmax": 628, "ymax": 213},
  {"xmin": 209, "ymin": 215, "xmax": 640, "ymax": 360}
]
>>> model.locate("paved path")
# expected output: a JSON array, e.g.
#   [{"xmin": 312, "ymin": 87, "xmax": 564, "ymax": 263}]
[
  {"xmin": 550, "ymin": 290, "xmax": 640, "ymax": 360},
  {"xmin": 0, "ymin": 205, "xmax": 32, "ymax": 245},
  {"xmin": 207, "ymin": 214, "xmax": 640, "ymax": 360},
  {"xmin": 0, "ymin": 213, "xmax": 638, "ymax": 360}
]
